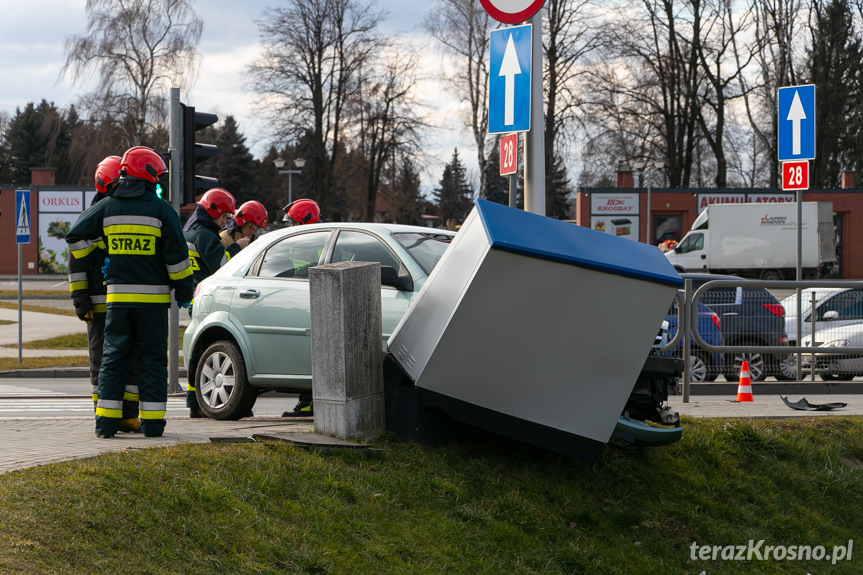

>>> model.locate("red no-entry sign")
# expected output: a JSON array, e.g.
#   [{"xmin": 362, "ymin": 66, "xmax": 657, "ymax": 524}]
[
  {"xmin": 782, "ymin": 160, "xmax": 809, "ymax": 191},
  {"xmin": 479, "ymin": 0, "xmax": 546, "ymax": 24}
]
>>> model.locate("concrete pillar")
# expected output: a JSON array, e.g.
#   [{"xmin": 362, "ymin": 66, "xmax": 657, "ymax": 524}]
[{"xmin": 309, "ymin": 261, "xmax": 384, "ymax": 440}]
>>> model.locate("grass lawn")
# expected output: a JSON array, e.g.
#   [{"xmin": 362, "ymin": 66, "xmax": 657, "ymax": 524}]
[
  {"xmin": 0, "ymin": 301, "xmax": 76, "ymax": 317},
  {"xmin": 0, "ymin": 417, "xmax": 861, "ymax": 574},
  {"xmin": 0, "ymin": 290, "xmax": 69, "ymax": 298},
  {"xmin": 0, "ymin": 356, "xmax": 90, "ymax": 371}
]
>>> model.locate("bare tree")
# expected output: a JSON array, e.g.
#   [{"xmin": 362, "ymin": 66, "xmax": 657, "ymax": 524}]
[
  {"xmin": 737, "ymin": 0, "xmax": 806, "ymax": 187},
  {"xmin": 584, "ymin": 0, "xmax": 705, "ymax": 188},
  {"xmin": 250, "ymin": 0, "xmax": 382, "ymax": 220},
  {"xmin": 61, "ymin": 0, "xmax": 202, "ymax": 147},
  {"xmin": 353, "ymin": 45, "xmax": 426, "ymax": 221},
  {"xmin": 695, "ymin": 0, "xmax": 755, "ymax": 187},
  {"xmin": 543, "ymin": 0, "xmax": 600, "ymax": 216},
  {"xmin": 426, "ymin": 0, "xmax": 493, "ymax": 197}
]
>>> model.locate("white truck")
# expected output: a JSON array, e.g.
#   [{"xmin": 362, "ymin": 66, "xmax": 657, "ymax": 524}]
[{"xmin": 664, "ymin": 202, "xmax": 836, "ymax": 280}]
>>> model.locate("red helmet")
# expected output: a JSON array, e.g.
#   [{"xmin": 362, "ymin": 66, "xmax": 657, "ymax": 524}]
[
  {"xmin": 199, "ymin": 188, "xmax": 236, "ymax": 219},
  {"xmin": 95, "ymin": 156, "xmax": 121, "ymax": 193},
  {"xmin": 235, "ymin": 200, "xmax": 268, "ymax": 229},
  {"xmin": 283, "ymin": 199, "xmax": 320, "ymax": 225},
  {"xmin": 120, "ymin": 146, "xmax": 166, "ymax": 183}
]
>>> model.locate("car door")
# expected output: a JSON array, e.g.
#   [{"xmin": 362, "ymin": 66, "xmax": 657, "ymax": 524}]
[
  {"xmin": 671, "ymin": 232, "xmax": 706, "ymax": 271},
  {"xmin": 229, "ymin": 229, "xmax": 331, "ymax": 378},
  {"xmin": 328, "ymin": 229, "xmax": 414, "ymax": 339},
  {"xmin": 808, "ymin": 289, "xmax": 863, "ymax": 336}
]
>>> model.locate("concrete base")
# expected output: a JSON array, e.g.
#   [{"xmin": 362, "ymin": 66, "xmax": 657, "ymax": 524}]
[
  {"xmin": 310, "ymin": 261, "xmax": 384, "ymax": 441},
  {"xmin": 314, "ymin": 396, "xmax": 385, "ymax": 441}
]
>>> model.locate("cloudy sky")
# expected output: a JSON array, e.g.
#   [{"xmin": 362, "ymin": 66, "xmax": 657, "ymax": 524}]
[{"xmin": 0, "ymin": 0, "xmax": 476, "ymax": 186}]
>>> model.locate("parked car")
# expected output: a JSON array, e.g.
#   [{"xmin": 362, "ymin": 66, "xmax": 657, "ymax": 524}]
[
  {"xmin": 780, "ymin": 287, "xmax": 863, "ymax": 378},
  {"xmin": 664, "ymin": 292, "xmax": 724, "ymax": 382},
  {"xmin": 799, "ymin": 323, "xmax": 863, "ymax": 381},
  {"xmin": 680, "ymin": 273, "xmax": 787, "ymax": 381},
  {"xmin": 183, "ymin": 223, "xmax": 455, "ymax": 419}
]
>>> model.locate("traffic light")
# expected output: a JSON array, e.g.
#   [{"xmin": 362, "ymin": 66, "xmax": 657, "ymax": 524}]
[{"xmin": 182, "ymin": 104, "xmax": 219, "ymax": 205}]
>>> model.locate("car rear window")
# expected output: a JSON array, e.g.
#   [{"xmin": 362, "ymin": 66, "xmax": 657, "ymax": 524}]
[{"xmin": 392, "ymin": 232, "xmax": 453, "ymax": 275}]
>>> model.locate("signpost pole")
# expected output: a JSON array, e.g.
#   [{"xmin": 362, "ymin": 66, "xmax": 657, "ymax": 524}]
[
  {"xmin": 523, "ymin": 10, "xmax": 545, "ymax": 216},
  {"xmin": 168, "ymin": 88, "xmax": 181, "ymax": 394},
  {"xmin": 17, "ymin": 244, "xmax": 22, "ymax": 364},
  {"xmin": 15, "ymin": 189, "xmax": 31, "ymax": 365}
]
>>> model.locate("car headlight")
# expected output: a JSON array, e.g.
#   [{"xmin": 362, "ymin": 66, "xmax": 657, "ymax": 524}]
[{"xmin": 820, "ymin": 339, "xmax": 850, "ymax": 348}]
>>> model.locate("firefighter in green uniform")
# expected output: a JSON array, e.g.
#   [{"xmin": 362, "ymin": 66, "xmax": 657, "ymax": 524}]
[
  {"xmin": 183, "ymin": 188, "xmax": 246, "ymax": 417},
  {"xmin": 67, "ymin": 155, "xmax": 140, "ymax": 432},
  {"xmin": 281, "ymin": 198, "xmax": 321, "ymax": 418},
  {"xmin": 65, "ymin": 146, "xmax": 194, "ymax": 438}
]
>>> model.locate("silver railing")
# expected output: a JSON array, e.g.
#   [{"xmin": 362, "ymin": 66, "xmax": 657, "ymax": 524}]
[{"xmin": 662, "ymin": 279, "xmax": 863, "ymax": 402}]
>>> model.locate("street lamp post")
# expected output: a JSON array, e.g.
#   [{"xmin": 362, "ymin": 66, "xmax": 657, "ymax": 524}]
[
  {"xmin": 632, "ymin": 161, "xmax": 664, "ymax": 245},
  {"xmin": 274, "ymin": 157, "xmax": 306, "ymax": 206}
]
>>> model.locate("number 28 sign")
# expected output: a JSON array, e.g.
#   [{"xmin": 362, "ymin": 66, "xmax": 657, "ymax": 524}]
[
  {"xmin": 782, "ymin": 160, "xmax": 809, "ymax": 191},
  {"xmin": 500, "ymin": 133, "xmax": 517, "ymax": 175}
]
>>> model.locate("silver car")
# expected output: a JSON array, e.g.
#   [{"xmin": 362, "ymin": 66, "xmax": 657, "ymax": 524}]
[
  {"xmin": 182, "ymin": 223, "xmax": 454, "ymax": 419},
  {"xmin": 800, "ymin": 323, "xmax": 863, "ymax": 381}
]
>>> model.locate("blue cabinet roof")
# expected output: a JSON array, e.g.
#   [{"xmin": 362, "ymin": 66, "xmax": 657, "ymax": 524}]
[{"xmin": 474, "ymin": 199, "xmax": 683, "ymax": 288}]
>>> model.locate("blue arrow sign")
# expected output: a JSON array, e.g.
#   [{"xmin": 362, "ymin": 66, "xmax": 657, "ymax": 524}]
[
  {"xmin": 15, "ymin": 190, "xmax": 31, "ymax": 245},
  {"xmin": 778, "ymin": 84, "xmax": 816, "ymax": 161},
  {"xmin": 489, "ymin": 24, "xmax": 532, "ymax": 134}
]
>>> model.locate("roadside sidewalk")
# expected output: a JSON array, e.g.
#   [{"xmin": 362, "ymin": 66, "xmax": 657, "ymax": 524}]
[{"xmin": 0, "ymin": 418, "xmax": 334, "ymax": 475}]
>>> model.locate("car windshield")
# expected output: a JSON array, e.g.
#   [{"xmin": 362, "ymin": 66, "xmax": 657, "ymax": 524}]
[{"xmin": 392, "ymin": 232, "xmax": 453, "ymax": 275}]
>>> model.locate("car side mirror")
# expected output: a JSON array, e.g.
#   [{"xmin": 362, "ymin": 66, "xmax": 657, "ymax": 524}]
[
  {"xmin": 823, "ymin": 310, "xmax": 839, "ymax": 320},
  {"xmin": 381, "ymin": 266, "xmax": 413, "ymax": 292}
]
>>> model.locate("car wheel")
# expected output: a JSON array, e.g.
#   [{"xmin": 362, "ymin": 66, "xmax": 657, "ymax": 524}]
[
  {"xmin": 680, "ymin": 352, "xmax": 709, "ymax": 383},
  {"xmin": 819, "ymin": 373, "xmax": 856, "ymax": 382},
  {"xmin": 776, "ymin": 354, "xmax": 798, "ymax": 381},
  {"xmin": 195, "ymin": 341, "xmax": 257, "ymax": 420},
  {"xmin": 727, "ymin": 351, "xmax": 767, "ymax": 382},
  {"xmin": 760, "ymin": 269, "xmax": 783, "ymax": 281}
]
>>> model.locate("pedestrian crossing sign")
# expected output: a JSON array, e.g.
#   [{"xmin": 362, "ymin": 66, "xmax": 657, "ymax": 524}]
[{"xmin": 15, "ymin": 190, "xmax": 31, "ymax": 244}]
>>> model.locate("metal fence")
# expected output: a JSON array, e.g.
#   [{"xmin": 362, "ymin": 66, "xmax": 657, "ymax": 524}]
[{"xmin": 661, "ymin": 279, "xmax": 863, "ymax": 402}]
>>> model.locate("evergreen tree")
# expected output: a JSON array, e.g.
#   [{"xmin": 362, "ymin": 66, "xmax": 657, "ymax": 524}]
[
  {"xmin": 549, "ymin": 153, "xmax": 574, "ymax": 219},
  {"xmin": 433, "ymin": 148, "xmax": 474, "ymax": 228},
  {"xmin": 807, "ymin": 0, "xmax": 863, "ymax": 187},
  {"xmin": 1, "ymin": 100, "xmax": 66, "ymax": 184},
  {"xmin": 386, "ymin": 155, "xmax": 424, "ymax": 225},
  {"xmin": 482, "ymin": 143, "xmax": 510, "ymax": 206},
  {"xmin": 199, "ymin": 116, "xmax": 258, "ymax": 203}
]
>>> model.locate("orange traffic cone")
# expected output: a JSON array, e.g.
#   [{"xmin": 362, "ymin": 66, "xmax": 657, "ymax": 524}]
[{"xmin": 736, "ymin": 360, "xmax": 754, "ymax": 402}]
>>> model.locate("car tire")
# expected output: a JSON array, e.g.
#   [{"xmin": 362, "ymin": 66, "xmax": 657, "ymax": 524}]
[
  {"xmin": 195, "ymin": 341, "xmax": 257, "ymax": 420},
  {"xmin": 819, "ymin": 373, "xmax": 856, "ymax": 382},
  {"xmin": 727, "ymin": 350, "xmax": 767, "ymax": 382},
  {"xmin": 760, "ymin": 269, "xmax": 783, "ymax": 281}
]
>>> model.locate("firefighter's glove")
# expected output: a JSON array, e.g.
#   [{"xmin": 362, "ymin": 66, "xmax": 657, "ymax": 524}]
[
  {"xmin": 101, "ymin": 257, "xmax": 110, "ymax": 278},
  {"xmin": 77, "ymin": 310, "xmax": 93, "ymax": 323},
  {"xmin": 180, "ymin": 300, "xmax": 192, "ymax": 309}
]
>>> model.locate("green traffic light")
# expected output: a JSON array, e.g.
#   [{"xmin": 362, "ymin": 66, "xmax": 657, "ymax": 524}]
[{"xmin": 156, "ymin": 183, "xmax": 164, "ymax": 199}]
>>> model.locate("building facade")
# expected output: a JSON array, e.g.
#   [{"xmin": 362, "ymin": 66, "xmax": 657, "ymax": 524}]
[{"xmin": 575, "ymin": 172, "xmax": 863, "ymax": 278}]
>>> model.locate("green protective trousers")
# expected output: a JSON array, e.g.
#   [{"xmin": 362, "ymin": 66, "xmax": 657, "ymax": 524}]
[{"xmin": 96, "ymin": 308, "xmax": 168, "ymax": 437}]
